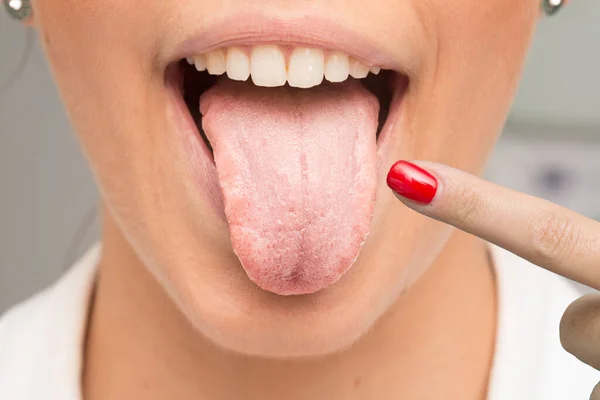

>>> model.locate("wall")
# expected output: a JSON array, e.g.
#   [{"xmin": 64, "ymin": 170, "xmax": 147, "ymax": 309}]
[
  {"xmin": 511, "ymin": 1, "xmax": 600, "ymax": 127},
  {"xmin": 0, "ymin": 19, "xmax": 99, "ymax": 313}
]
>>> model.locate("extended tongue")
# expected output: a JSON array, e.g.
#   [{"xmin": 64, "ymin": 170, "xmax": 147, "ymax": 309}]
[{"xmin": 200, "ymin": 79, "xmax": 379, "ymax": 295}]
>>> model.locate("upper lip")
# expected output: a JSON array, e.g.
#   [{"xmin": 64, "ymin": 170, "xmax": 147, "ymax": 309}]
[{"xmin": 163, "ymin": 10, "xmax": 419, "ymax": 77}]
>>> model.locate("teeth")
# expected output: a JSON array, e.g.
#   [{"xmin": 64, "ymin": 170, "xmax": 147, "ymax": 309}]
[
  {"xmin": 251, "ymin": 45, "xmax": 287, "ymax": 87},
  {"xmin": 324, "ymin": 51, "xmax": 350, "ymax": 83},
  {"xmin": 206, "ymin": 50, "xmax": 226, "ymax": 75},
  {"xmin": 188, "ymin": 46, "xmax": 381, "ymax": 88},
  {"xmin": 193, "ymin": 55, "xmax": 206, "ymax": 72},
  {"xmin": 349, "ymin": 57, "xmax": 370, "ymax": 79},
  {"xmin": 226, "ymin": 47, "xmax": 251, "ymax": 81},
  {"xmin": 287, "ymin": 48, "xmax": 324, "ymax": 88}
]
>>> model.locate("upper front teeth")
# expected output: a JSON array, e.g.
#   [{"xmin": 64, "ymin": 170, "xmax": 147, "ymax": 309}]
[
  {"xmin": 226, "ymin": 47, "xmax": 251, "ymax": 81},
  {"xmin": 349, "ymin": 57, "xmax": 370, "ymax": 79},
  {"xmin": 251, "ymin": 45, "xmax": 287, "ymax": 87},
  {"xmin": 190, "ymin": 46, "xmax": 379, "ymax": 89},
  {"xmin": 324, "ymin": 51, "xmax": 350, "ymax": 83},
  {"xmin": 205, "ymin": 49, "xmax": 227, "ymax": 75},
  {"xmin": 287, "ymin": 47, "xmax": 324, "ymax": 89}
]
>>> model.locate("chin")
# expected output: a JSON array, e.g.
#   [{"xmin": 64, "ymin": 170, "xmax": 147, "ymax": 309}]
[{"xmin": 172, "ymin": 258, "xmax": 389, "ymax": 358}]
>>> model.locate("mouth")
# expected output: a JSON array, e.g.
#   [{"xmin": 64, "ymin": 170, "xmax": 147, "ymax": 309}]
[
  {"xmin": 176, "ymin": 46, "xmax": 406, "ymax": 154},
  {"xmin": 166, "ymin": 37, "xmax": 408, "ymax": 296}
]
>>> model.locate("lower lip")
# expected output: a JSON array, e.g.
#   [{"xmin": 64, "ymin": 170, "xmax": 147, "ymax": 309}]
[{"xmin": 163, "ymin": 64, "xmax": 407, "ymax": 244}]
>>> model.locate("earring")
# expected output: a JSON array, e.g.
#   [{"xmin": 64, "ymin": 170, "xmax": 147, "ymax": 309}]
[
  {"xmin": 541, "ymin": 0, "xmax": 564, "ymax": 16},
  {"xmin": 3, "ymin": 0, "xmax": 32, "ymax": 21}
]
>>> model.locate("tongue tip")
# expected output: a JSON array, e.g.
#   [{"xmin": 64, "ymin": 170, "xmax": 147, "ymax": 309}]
[
  {"xmin": 252, "ymin": 276, "xmax": 336, "ymax": 296},
  {"xmin": 231, "ymin": 220, "xmax": 374, "ymax": 296},
  {"xmin": 241, "ymin": 243, "xmax": 368, "ymax": 296}
]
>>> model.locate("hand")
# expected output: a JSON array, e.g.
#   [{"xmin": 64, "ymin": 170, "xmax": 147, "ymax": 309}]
[{"xmin": 387, "ymin": 160, "xmax": 600, "ymax": 397}]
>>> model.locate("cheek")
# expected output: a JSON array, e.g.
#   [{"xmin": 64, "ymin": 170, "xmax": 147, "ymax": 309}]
[
  {"xmin": 433, "ymin": 0, "xmax": 537, "ymax": 86},
  {"xmin": 33, "ymin": 0, "xmax": 162, "ymax": 87},
  {"xmin": 32, "ymin": 0, "xmax": 174, "ymax": 241},
  {"xmin": 405, "ymin": 0, "xmax": 538, "ymax": 172},
  {"xmin": 33, "ymin": 0, "xmax": 163, "ymax": 155}
]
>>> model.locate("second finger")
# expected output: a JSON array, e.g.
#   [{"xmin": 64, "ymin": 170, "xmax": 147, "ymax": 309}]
[{"xmin": 561, "ymin": 294, "xmax": 600, "ymax": 371}]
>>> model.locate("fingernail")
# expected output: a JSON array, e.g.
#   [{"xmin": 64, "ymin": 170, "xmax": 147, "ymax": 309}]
[{"xmin": 386, "ymin": 161, "xmax": 438, "ymax": 204}]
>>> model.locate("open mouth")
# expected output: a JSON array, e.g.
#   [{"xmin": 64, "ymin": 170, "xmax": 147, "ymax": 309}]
[
  {"xmin": 166, "ymin": 44, "xmax": 408, "ymax": 296},
  {"xmin": 175, "ymin": 46, "xmax": 406, "ymax": 154}
]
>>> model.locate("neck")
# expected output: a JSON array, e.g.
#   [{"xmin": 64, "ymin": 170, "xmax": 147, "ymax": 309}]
[{"xmin": 83, "ymin": 209, "xmax": 496, "ymax": 400}]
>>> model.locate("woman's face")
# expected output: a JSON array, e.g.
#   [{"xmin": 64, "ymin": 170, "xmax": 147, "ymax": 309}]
[{"xmin": 32, "ymin": 0, "xmax": 537, "ymax": 356}]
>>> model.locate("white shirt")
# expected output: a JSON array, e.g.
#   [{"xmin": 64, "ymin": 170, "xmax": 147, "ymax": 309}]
[{"xmin": 0, "ymin": 245, "xmax": 598, "ymax": 399}]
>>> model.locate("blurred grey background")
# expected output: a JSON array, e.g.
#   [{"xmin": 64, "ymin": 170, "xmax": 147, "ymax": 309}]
[{"xmin": 1, "ymin": 3, "xmax": 599, "ymax": 314}]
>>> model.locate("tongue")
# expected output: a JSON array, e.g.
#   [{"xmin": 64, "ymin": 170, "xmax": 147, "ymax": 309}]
[{"xmin": 200, "ymin": 79, "xmax": 379, "ymax": 295}]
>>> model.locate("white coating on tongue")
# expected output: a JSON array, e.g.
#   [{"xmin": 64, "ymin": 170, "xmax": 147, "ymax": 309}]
[{"xmin": 200, "ymin": 80, "xmax": 379, "ymax": 295}]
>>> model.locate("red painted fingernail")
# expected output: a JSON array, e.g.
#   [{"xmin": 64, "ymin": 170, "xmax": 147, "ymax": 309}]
[{"xmin": 386, "ymin": 161, "xmax": 438, "ymax": 204}]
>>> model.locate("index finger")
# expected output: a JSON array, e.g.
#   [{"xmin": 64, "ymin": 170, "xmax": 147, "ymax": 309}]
[{"xmin": 387, "ymin": 160, "xmax": 600, "ymax": 290}]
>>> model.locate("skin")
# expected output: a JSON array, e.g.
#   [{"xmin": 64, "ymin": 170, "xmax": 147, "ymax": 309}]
[{"xmin": 20, "ymin": 0, "xmax": 590, "ymax": 398}]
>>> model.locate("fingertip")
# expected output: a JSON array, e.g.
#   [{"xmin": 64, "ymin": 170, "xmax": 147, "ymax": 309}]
[{"xmin": 386, "ymin": 160, "xmax": 438, "ymax": 205}]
